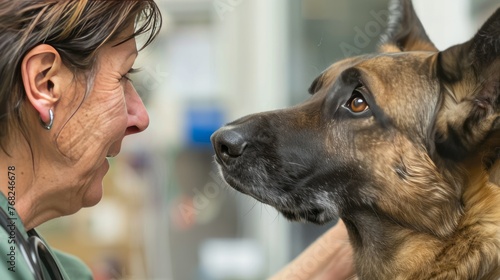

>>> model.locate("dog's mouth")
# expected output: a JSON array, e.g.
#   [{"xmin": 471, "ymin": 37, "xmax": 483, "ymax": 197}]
[
  {"xmin": 216, "ymin": 164, "xmax": 338, "ymax": 224},
  {"xmin": 280, "ymin": 209, "xmax": 330, "ymax": 224},
  {"xmin": 218, "ymin": 169, "xmax": 275, "ymax": 205},
  {"xmin": 220, "ymin": 172, "xmax": 257, "ymax": 198}
]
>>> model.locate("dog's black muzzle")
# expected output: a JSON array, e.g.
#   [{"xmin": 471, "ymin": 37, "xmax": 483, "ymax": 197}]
[{"xmin": 210, "ymin": 112, "xmax": 347, "ymax": 224}]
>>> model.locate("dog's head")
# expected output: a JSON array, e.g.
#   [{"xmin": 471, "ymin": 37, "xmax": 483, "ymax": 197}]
[{"xmin": 211, "ymin": 0, "xmax": 500, "ymax": 238}]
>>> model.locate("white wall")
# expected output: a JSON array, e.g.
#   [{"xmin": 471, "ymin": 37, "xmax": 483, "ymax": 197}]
[{"xmin": 413, "ymin": 0, "xmax": 473, "ymax": 50}]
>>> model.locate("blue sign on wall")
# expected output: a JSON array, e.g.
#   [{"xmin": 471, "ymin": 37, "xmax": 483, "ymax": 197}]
[{"xmin": 185, "ymin": 105, "xmax": 225, "ymax": 148}]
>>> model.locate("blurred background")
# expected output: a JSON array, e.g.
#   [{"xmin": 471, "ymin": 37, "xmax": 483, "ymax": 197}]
[{"xmin": 38, "ymin": 0, "xmax": 498, "ymax": 279}]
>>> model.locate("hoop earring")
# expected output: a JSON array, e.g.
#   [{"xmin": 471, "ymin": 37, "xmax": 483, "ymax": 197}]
[{"xmin": 40, "ymin": 109, "xmax": 54, "ymax": 130}]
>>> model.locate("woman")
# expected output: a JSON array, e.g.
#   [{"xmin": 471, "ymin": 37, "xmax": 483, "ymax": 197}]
[{"xmin": 0, "ymin": 0, "xmax": 161, "ymax": 279}]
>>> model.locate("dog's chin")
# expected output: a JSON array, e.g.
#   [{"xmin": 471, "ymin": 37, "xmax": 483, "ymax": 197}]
[
  {"xmin": 280, "ymin": 209, "xmax": 334, "ymax": 225},
  {"xmin": 218, "ymin": 168, "xmax": 339, "ymax": 225}
]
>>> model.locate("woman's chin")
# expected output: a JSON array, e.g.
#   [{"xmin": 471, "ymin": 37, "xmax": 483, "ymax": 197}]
[
  {"xmin": 82, "ymin": 159, "xmax": 109, "ymax": 207},
  {"xmin": 82, "ymin": 184, "xmax": 103, "ymax": 208}
]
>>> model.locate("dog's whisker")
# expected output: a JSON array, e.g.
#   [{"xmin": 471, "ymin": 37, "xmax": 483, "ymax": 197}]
[
  {"xmin": 242, "ymin": 199, "xmax": 259, "ymax": 218},
  {"xmin": 271, "ymin": 210, "xmax": 281, "ymax": 224},
  {"xmin": 287, "ymin": 161, "xmax": 308, "ymax": 169}
]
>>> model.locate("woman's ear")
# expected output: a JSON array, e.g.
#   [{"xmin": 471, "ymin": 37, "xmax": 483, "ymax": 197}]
[{"xmin": 21, "ymin": 44, "xmax": 66, "ymax": 124}]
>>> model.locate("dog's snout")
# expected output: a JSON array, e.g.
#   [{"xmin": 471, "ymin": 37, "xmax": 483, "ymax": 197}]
[{"xmin": 211, "ymin": 127, "xmax": 248, "ymax": 163}]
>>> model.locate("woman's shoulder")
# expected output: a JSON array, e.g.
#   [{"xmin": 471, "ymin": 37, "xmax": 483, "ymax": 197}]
[{"xmin": 52, "ymin": 249, "xmax": 93, "ymax": 280}]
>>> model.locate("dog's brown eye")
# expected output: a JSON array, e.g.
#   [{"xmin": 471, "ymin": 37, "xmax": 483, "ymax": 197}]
[{"xmin": 348, "ymin": 93, "xmax": 368, "ymax": 113}]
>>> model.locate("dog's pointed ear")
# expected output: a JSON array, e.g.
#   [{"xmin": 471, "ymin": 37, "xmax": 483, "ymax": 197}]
[
  {"xmin": 433, "ymin": 8, "xmax": 500, "ymax": 161},
  {"xmin": 378, "ymin": 0, "xmax": 438, "ymax": 52}
]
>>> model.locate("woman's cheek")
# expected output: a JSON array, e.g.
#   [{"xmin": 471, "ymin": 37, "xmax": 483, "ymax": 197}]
[{"xmin": 56, "ymin": 91, "xmax": 127, "ymax": 162}]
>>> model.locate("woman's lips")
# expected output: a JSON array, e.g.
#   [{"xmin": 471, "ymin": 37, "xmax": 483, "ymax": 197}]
[{"xmin": 106, "ymin": 149, "xmax": 120, "ymax": 158}]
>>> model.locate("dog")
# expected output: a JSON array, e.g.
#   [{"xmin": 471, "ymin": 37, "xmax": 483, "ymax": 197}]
[{"xmin": 211, "ymin": 0, "xmax": 500, "ymax": 278}]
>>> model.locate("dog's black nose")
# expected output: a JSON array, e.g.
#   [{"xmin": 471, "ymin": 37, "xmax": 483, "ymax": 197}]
[{"xmin": 211, "ymin": 127, "xmax": 248, "ymax": 163}]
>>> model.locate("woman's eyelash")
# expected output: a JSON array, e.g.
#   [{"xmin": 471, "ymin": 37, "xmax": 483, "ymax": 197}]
[
  {"xmin": 128, "ymin": 68, "xmax": 140, "ymax": 74},
  {"xmin": 121, "ymin": 68, "xmax": 140, "ymax": 81}
]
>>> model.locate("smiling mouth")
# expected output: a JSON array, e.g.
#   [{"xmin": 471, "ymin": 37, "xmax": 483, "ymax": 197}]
[{"xmin": 106, "ymin": 150, "xmax": 120, "ymax": 158}]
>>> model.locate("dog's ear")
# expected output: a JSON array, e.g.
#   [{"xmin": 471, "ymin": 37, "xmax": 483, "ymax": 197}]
[
  {"xmin": 433, "ymin": 8, "xmax": 500, "ymax": 161},
  {"xmin": 378, "ymin": 0, "xmax": 438, "ymax": 52}
]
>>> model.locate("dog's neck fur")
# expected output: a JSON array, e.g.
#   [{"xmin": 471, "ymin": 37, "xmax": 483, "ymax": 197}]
[{"xmin": 344, "ymin": 161, "xmax": 500, "ymax": 280}]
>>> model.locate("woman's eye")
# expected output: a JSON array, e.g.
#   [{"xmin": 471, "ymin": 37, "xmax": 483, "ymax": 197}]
[
  {"xmin": 121, "ymin": 74, "xmax": 132, "ymax": 82},
  {"xmin": 121, "ymin": 68, "xmax": 139, "ymax": 83},
  {"xmin": 346, "ymin": 90, "xmax": 369, "ymax": 113}
]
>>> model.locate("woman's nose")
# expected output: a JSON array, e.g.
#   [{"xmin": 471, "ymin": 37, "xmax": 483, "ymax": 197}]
[{"xmin": 125, "ymin": 82, "xmax": 150, "ymax": 135}]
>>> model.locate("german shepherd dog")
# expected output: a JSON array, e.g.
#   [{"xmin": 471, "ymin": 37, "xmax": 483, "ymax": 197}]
[{"xmin": 211, "ymin": 0, "xmax": 500, "ymax": 278}]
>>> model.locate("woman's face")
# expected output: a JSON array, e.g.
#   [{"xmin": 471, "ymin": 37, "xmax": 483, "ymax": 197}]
[{"xmin": 52, "ymin": 30, "xmax": 149, "ymax": 210}]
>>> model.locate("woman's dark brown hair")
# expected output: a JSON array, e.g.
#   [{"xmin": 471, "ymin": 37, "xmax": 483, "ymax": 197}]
[{"xmin": 0, "ymin": 0, "xmax": 162, "ymax": 150}]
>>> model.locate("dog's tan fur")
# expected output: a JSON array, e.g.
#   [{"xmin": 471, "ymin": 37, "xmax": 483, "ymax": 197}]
[
  {"xmin": 364, "ymin": 159, "xmax": 500, "ymax": 279},
  {"xmin": 212, "ymin": 0, "xmax": 500, "ymax": 278}
]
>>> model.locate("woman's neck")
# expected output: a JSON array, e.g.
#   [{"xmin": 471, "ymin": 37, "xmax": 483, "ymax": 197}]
[{"xmin": 0, "ymin": 134, "xmax": 62, "ymax": 230}]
